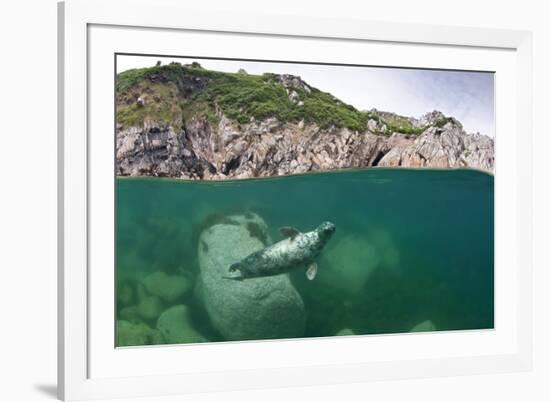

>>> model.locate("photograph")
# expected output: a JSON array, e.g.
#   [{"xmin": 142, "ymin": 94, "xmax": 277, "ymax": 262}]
[
  {"xmin": 114, "ymin": 55, "xmax": 495, "ymax": 347},
  {"xmin": 2, "ymin": 0, "xmax": 543, "ymax": 400}
]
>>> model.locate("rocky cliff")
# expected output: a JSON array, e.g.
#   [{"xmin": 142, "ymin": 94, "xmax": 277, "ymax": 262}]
[{"xmin": 116, "ymin": 63, "xmax": 494, "ymax": 179}]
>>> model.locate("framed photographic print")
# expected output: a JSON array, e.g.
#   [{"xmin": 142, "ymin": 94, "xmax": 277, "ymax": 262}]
[{"xmin": 58, "ymin": 0, "xmax": 533, "ymax": 400}]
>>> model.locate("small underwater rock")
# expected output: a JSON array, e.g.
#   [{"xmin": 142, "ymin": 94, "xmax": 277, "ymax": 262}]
[
  {"xmin": 136, "ymin": 284, "xmax": 164, "ymax": 322},
  {"xmin": 409, "ymin": 320, "xmax": 437, "ymax": 333},
  {"xmin": 156, "ymin": 304, "xmax": 207, "ymax": 344},
  {"xmin": 119, "ymin": 305, "xmax": 141, "ymax": 323},
  {"xmin": 142, "ymin": 271, "xmax": 192, "ymax": 303},
  {"xmin": 198, "ymin": 212, "xmax": 306, "ymax": 341},
  {"xmin": 116, "ymin": 320, "xmax": 164, "ymax": 346},
  {"xmin": 117, "ymin": 280, "xmax": 135, "ymax": 307},
  {"xmin": 150, "ymin": 331, "xmax": 165, "ymax": 345},
  {"xmin": 335, "ymin": 328, "xmax": 356, "ymax": 336}
]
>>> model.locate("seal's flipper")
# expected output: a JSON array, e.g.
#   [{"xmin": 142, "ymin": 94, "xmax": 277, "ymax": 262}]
[
  {"xmin": 222, "ymin": 276, "xmax": 244, "ymax": 281},
  {"xmin": 229, "ymin": 262, "xmax": 243, "ymax": 273},
  {"xmin": 280, "ymin": 226, "xmax": 300, "ymax": 240},
  {"xmin": 306, "ymin": 262, "xmax": 318, "ymax": 280}
]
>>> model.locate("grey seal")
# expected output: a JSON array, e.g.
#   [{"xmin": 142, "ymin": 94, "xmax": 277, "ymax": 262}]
[{"xmin": 227, "ymin": 221, "xmax": 336, "ymax": 280}]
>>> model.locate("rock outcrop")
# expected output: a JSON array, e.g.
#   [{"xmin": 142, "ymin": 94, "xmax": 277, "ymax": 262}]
[
  {"xmin": 115, "ymin": 63, "xmax": 494, "ymax": 179},
  {"xmin": 197, "ymin": 213, "xmax": 306, "ymax": 341},
  {"xmin": 376, "ymin": 122, "xmax": 494, "ymax": 172},
  {"xmin": 116, "ymin": 112, "xmax": 494, "ymax": 180}
]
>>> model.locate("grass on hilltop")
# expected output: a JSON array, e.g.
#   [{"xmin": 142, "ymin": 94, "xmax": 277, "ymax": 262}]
[{"xmin": 116, "ymin": 63, "xmax": 428, "ymax": 135}]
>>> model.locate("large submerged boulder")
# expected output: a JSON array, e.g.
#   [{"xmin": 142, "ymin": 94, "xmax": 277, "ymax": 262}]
[
  {"xmin": 198, "ymin": 212, "xmax": 306, "ymax": 341},
  {"xmin": 320, "ymin": 235, "xmax": 381, "ymax": 294},
  {"xmin": 319, "ymin": 230, "xmax": 400, "ymax": 294}
]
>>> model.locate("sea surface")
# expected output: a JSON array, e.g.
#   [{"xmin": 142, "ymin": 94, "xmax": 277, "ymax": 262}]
[{"xmin": 115, "ymin": 168, "xmax": 494, "ymax": 346}]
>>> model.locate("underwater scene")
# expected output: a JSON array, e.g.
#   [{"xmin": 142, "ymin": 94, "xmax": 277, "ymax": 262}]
[{"xmin": 115, "ymin": 168, "xmax": 494, "ymax": 347}]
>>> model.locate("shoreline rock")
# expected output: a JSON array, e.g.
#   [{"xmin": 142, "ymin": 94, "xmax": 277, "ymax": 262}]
[{"xmin": 116, "ymin": 113, "xmax": 494, "ymax": 180}]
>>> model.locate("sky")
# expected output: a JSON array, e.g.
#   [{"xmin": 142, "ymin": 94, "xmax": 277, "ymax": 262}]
[{"xmin": 117, "ymin": 55, "xmax": 495, "ymax": 137}]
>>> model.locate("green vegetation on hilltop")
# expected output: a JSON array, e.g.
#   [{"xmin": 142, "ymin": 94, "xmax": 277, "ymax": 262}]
[
  {"xmin": 434, "ymin": 116, "xmax": 456, "ymax": 128},
  {"xmin": 192, "ymin": 71, "xmax": 369, "ymax": 130},
  {"xmin": 117, "ymin": 82, "xmax": 184, "ymax": 127},
  {"xmin": 116, "ymin": 62, "xmax": 429, "ymax": 134},
  {"xmin": 363, "ymin": 111, "xmax": 423, "ymax": 136}
]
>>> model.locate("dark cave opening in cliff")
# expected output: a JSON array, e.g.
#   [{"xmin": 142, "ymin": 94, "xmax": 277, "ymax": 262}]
[
  {"xmin": 371, "ymin": 150, "xmax": 388, "ymax": 167},
  {"xmin": 222, "ymin": 155, "xmax": 241, "ymax": 175}
]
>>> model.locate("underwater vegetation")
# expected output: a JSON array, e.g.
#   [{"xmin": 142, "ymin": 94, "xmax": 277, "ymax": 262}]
[{"xmin": 115, "ymin": 168, "xmax": 494, "ymax": 347}]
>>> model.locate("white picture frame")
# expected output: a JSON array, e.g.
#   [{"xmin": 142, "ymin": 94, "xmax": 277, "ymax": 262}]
[{"xmin": 58, "ymin": 0, "xmax": 533, "ymax": 400}]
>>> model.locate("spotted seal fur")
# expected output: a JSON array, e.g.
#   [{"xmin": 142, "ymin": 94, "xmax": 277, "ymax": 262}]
[{"xmin": 226, "ymin": 221, "xmax": 336, "ymax": 280}]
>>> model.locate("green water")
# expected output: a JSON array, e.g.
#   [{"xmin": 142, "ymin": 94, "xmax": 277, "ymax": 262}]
[{"xmin": 115, "ymin": 168, "xmax": 494, "ymax": 346}]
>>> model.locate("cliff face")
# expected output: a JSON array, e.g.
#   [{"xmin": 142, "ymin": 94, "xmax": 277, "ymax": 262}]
[{"xmin": 116, "ymin": 63, "xmax": 494, "ymax": 180}]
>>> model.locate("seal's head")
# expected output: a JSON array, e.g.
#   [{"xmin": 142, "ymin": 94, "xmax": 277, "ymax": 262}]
[{"xmin": 317, "ymin": 221, "xmax": 336, "ymax": 240}]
